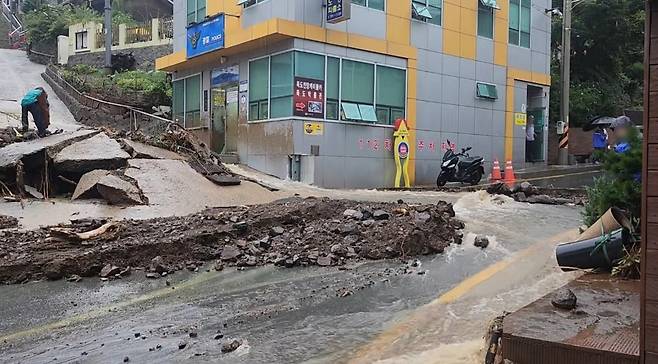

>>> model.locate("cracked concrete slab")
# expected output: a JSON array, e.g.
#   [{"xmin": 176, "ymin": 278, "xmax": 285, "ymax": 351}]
[
  {"xmin": 124, "ymin": 159, "xmax": 276, "ymax": 209},
  {"xmin": 122, "ymin": 139, "xmax": 184, "ymax": 160},
  {"xmin": 54, "ymin": 133, "xmax": 130, "ymax": 174},
  {"xmin": 71, "ymin": 170, "xmax": 110, "ymax": 200},
  {"xmin": 96, "ymin": 174, "xmax": 143, "ymax": 205},
  {"xmin": 0, "ymin": 129, "xmax": 98, "ymax": 170}
]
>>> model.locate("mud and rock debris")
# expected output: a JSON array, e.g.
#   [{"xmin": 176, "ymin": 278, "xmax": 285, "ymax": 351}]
[
  {"xmin": 0, "ymin": 215, "xmax": 19, "ymax": 229},
  {"xmin": 486, "ymin": 182, "xmax": 586, "ymax": 205},
  {"xmin": 0, "ymin": 197, "xmax": 463, "ymax": 284},
  {"xmin": 0, "ymin": 127, "xmax": 38, "ymax": 148}
]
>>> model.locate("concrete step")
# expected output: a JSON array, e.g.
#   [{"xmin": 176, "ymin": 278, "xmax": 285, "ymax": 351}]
[
  {"xmin": 219, "ymin": 153, "xmax": 240, "ymax": 164},
  {"xmin": 514, "ymin": 164, "xmax": 601, "ymax": 180}
]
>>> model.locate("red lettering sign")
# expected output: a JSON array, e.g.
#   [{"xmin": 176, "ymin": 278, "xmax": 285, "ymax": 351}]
[{"xmin": 293, "ymin": 77, "xmax": 324, "ymax": 118}]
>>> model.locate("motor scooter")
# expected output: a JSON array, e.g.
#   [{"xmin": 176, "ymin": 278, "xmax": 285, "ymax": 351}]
[{"xmin": 436, "ymin": 140, "xmax": 485, "ymax": 187}]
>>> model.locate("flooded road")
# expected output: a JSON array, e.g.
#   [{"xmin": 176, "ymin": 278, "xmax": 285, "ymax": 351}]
[{"xmin": 0, "ymin": 192, "xmax": 582, "ymax": 363}]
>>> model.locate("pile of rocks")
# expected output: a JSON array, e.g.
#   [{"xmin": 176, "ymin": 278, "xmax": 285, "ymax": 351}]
[{"xmin": 486, "ymin": 182, "xmax": 583, "ymax": 205}]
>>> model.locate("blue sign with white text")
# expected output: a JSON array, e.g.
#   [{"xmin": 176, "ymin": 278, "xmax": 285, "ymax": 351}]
[
  {"xmin": 327, "ymin": 0, "xmax": 344, "ymax": 22},
  {"xmin": 187, "ymin": 14, "xmax": 225, "ymax": 58}
]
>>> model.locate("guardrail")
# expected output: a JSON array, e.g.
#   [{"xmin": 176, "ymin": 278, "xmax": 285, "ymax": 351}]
[{"xmin": 45, "ymin": 65, "xmax": 171, "ymax": 137}]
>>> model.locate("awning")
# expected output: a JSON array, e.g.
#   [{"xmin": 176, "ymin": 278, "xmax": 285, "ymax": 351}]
[{"xmin": 479, "ymin": 0, "xmax": 500, "ymax": 9}]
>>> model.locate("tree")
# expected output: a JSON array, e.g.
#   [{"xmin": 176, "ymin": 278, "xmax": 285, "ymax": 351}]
[{"xmin": 550, "ymin": 0, "xmax": 645, "ymax": 127}]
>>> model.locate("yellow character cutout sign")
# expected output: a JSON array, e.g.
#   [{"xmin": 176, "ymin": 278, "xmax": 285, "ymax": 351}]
[{"xmin": 393, "ymin": 119, "xmax": 411, "ymax": 188}]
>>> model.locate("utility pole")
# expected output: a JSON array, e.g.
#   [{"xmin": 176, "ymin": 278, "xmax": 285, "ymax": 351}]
[
  {"xmin": 558, "ymin": 0, "xmax": 572, "ymax": 165},
  {"xmin": 104, "ymin": 0, "xmax": 112, "ymax": 73}
]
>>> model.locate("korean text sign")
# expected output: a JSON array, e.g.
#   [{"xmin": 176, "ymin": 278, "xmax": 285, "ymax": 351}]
[{"xmin": 187, "ymin": 14, "xmax": 225, "ymax": 58}]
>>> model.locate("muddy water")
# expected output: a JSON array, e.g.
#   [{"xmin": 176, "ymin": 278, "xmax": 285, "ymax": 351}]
[{"xmin": 0, "ymin": 192, "xmax": 582, "ymax": 363}]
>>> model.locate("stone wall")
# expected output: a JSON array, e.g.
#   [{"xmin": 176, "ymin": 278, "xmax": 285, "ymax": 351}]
[
  {"xmin": 67, "ymin": 44, "xmax": 173, "ymax": 71},
  {"xmin": 42, "ymin": 68, "xmax": 133, "ymax": 131},
  {"xmin": 28, "ymin": 41, "xmax": 57, "ymax": 65}
]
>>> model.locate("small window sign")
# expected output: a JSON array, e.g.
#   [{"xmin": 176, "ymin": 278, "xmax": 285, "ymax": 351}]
[{"xmin": 476, "ymin": 82, "xmax": 498, "ymax": 100}]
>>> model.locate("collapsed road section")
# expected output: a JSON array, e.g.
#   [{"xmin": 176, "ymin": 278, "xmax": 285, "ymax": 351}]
[
  {"xmin": 0, "ymin": 124, "xmax": 242, "ymax": 206},
  {"xmin": 0, "ymin": 197, "xmax": 464, "ymax": 284}
]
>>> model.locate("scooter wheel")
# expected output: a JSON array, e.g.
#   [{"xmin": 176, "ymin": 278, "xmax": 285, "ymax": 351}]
[
  {"xmin": 469, "ymin": 170, "xmax": 483, "ymax": 186},
  {"xmin": 436, "ymin": 176, "xmax": 447, "ymax": 187}
]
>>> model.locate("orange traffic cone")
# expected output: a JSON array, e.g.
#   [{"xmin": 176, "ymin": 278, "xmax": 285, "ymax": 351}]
[
  {"xmin": 504, "ymin": 160, "xmax": 516, "ymax": 184},
  {"xmin": 490, "ymin": 160, "xmax": 502, "ymax": 181}
]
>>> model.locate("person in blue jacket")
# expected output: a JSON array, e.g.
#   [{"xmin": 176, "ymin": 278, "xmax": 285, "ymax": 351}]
[
  {"xmin": 591, "ymin": 126, "xmax": 608, "ymax": 163},
  {"xmin": 20, "ymin": 87, "xmax": 50, "ymax": 137}
]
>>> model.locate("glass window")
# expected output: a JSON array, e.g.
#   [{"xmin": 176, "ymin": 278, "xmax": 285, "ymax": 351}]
[
  {"xmin": 270, "ymin": 52, "xmax": 293, "ymax": 118},
  {"xmin": 359, "ymin": 105, "xmax": 378, "ymax": 123},
  {"xmin": 295, "ymin": 52, "xmax": 325, "ymax": 80},
  {"xmin": 249, "ymin": 58, "xmax": 269, "ymax": 121},
  {"xmin": 326, "ymin": 57, "xmax": 340, "ymax": 120},
  {"xmin": 341, "ymin": 60, "xmax": 374, "ymax": 105},
  {"xmin": 477, "ymin": 1, "xmax": 494, "ymax": 39},
  {"xmin": 187, "ymin": 0, "xmax": 206, "ymax": 25},
  {"xmin": 185, "ymin": 75, "xmax": 201, "ymax": 128},
  {"xmin": 476, "ymin": 82, "xmax": 498, "ymax": 99},
  {"xmin": 353, "ymin": 0, "xmax": 385, "ymax": 11},
  {"xmin": 412, "ymin": 0, "xmax": 441, "ymax": 26},
  {"xmin": 243, "ymin": 0, "xmax": 269, "ymax": 8},
  {"xmin": 376, "ymin": 66, "xmax": 406, "ymax": 125},
  {"xmin": 341, "ymin": 102, "xmax": 362, "ymax": 120},
  {"xmin": 509, "ymin": 0, "xmax": 530, "ymax": 48},
  {"xmin": 172, "ymin": 80, "xmax": 185, "ymax": 124}
]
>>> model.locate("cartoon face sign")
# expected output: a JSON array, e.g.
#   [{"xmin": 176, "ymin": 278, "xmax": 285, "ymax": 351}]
[{"xmin": 189, "ymin": 31, "xmax": 201, "ymax": 49}]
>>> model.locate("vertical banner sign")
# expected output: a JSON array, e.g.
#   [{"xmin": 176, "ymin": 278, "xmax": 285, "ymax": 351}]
[
  {"xmin": 293, "ymin": 77, "xmax": 324, "ymax": 118},
  {"xmin": 327, "ymin": 0, "xmax": 352, "ymax": 24},
  {"xmin": 187, "ymin": 14, "xmax": 225, "ymax": 58},
  {"xmin": 393, "ymin": 119, "xmax": 411, "ymax": 188}
]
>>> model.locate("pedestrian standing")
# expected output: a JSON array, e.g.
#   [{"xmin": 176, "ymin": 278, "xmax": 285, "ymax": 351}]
[
  {"xmin": 592, "ymin": 126, "xmax": 608, "ymax": 163},
  {"xmin": 525, "ymin": 115, "xmax": 535, "ymax": 162}
]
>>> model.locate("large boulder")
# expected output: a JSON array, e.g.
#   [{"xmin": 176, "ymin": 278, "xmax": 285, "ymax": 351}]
[{"xmin": 54, "ymin": 133, "xmax": 130, "ymax": 174}]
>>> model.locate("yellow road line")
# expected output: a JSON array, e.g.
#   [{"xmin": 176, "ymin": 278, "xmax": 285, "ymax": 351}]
[{"xmin": 349, "ymin": 228, "xmax": 578, "ymax": 362}]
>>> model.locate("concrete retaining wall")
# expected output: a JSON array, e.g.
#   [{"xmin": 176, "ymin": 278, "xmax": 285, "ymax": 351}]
[{"xmin": 66, "ymin": 44, "xmax": 173, "ymax": 71}]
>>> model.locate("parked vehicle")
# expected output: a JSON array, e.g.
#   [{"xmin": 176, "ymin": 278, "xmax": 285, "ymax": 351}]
[{"xmin": 436, "ymin": 141, "xmax": 485, "ymax": 187}]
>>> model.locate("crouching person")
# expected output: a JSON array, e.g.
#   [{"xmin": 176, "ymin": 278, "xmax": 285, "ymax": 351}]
[{"xmin": 21, "ymin": 87, "xmax": 51, "ymax": 137}]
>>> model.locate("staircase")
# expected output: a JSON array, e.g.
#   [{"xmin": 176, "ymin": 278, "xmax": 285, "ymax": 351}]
[{"xmin": 0, "ymin": 13, "xmax": 11, "ymax": 49}]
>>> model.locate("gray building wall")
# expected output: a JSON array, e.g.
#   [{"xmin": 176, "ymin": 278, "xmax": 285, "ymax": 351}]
[
  {"xmin": 173, "ymin": 0, "xmax": 186, "ymax": 53},
  {"xmin": 172, "ymin": 0, "xmax": 552, "ymax": 188}
]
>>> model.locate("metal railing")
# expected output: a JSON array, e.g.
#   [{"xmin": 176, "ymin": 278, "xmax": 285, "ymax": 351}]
[
  {"xmin": 126, "ymin": 21, "xmax": 152, "ymax": 44},
  {"xmin": 95, "ymin": 26, "xmax": 119, "ymax": 48},
  {"xmin": 159, "ymin": 17, "xmax": 173, "ymax": 40},
  {"xmin": 2, "ymin": 1, "xmax": 25, "ymax": 49},
  {"xmin": 45, "ymin": 65, "xmax": 172, "ymax": 137}
]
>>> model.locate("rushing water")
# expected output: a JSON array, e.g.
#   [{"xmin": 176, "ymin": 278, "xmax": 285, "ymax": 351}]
[{"xmin": 0, "ymin": 192, "xmax": 582, "ymax": 363}]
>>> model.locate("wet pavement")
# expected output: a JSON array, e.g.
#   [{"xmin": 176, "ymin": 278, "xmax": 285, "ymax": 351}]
[
  {"xmin": 0, "ymin": 192, "xmax": 583, "ymax": 363},
  {"xmin": 0, "ymin": 49, "xmax": 78, "ymax": 132}
]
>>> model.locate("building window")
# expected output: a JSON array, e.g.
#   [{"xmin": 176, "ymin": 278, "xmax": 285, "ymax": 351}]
[
  {"xmin": 75, "ymin": 31, "xmax": 88, "ymax": 50},
  {"xmin": 476, "ymin": 82, "xmax": 498, "ymax": 100},
  {"xmin": 477, "ymin": 0, "xmax": 495, "ymax": 39},
  {"xmin": 249, "ymin": 58, "xmax": 269, "ymax": 121},
  {"xmin": 509, "ymin": 0, "xmax": 530, "ymax": 48},
  {"xmin": 187, "ymin": 0, "xmax": 206, "ymax": 25},
  {"xmin": 412, "ymin": 0, "xmax": 441, "ymax": 26},
  {"xmin": 240, "ymin": 0, "xmax": 267, "ymax": 8},
  {"xmin": 247, "ymin": 51, "xmax": 405, "ymax": 125},
  {"xmin": 353, "ymin": 0, "xmax": 385, "ymax": 11},
  {"xmin": 326, "ymin": 57, "xmax": 340, "ymax": 120},
  {"xmin": 376, "ymin": 66, "xmax": 406, "ymax": 124},
  {"xmin": 341, "ymin": 59, "xmax": 376, "ymax": 122},
  {"xmin": 172, "ymin": 75, "xmax": 202, "ymax": 128}
]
